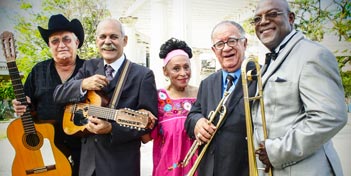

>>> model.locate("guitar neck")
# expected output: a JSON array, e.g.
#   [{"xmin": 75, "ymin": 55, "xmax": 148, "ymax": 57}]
[
  {"xmin": 7, "ymin": 61, "xmax": 36, "ymax": 134},
  {"xmin": 88, "ymin": 105, "xmax": 117, "ymax": 121}
]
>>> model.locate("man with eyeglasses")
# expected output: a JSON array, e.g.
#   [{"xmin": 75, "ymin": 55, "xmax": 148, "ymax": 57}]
[
  {"xmin": 251, "ymin": 0, "xmax": 347, "ymax": 175},
  {"xmin": 12, "ymin": 14, "xmax": 85, "ymax": 176},
  {"xmin": 185, "ymin": 20, "xmax": 257, "ymax": 176}
]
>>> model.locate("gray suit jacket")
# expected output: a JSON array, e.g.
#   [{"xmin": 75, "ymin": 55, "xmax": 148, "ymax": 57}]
[
  {"xmin": 251, "ymin": 31, "xmax": 347, "ymax": 176},
  {"xmin": 185, "ymin": 62, "xmax": 256, "ymax": 176},
  {"xmin": 54, "ymin": 58, "xmax": 158, "ymax": 176}
]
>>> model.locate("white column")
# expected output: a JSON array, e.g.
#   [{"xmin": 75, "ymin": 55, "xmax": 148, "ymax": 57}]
[
  {"xmin": 120, "ymin": 16, "xmax": 144, "ymax": 64},
  {"xmin": 171, "ymin": 0, "xmax": 199, "ymax": 87},
  {"xmin": 149, "ymin": 0, "xmax": 167, "ymax": 89},
  {"xmin": 190, "ymin": 48, "xmax": 202, "ymax": 87},
  {"xmin": 170, "ymin": 0, "xmax": 191, "ymax": 40}
]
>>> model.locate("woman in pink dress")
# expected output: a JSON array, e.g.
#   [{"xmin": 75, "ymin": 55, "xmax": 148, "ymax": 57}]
[{"xmin": 148, "ymin": 38, "xmax": 198, "ymax": 176}]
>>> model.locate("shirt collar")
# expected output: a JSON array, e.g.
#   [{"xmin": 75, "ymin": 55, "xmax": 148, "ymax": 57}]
[
  {"xmin": 274, "ymin": 29, "xmax": 296, "ymax": 53},
  {"xmin": 104, "ymin": 54, "xmax": 125, "ymax": 73},
  {"xmin": 222, "ymin": 68, "xmax": 241, "ymax": 86}
]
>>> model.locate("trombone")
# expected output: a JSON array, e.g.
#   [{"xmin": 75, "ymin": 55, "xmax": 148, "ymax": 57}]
[
  {"xmin": 241, "ymin": 56, "xmax": 272, "ymax": 176},
  {"xmin": 182, "ymin": 82, "xmax": 232, "ymax": 176}
]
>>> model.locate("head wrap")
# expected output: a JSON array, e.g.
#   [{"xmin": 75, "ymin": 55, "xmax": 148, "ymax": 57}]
[{"xmin": 163, "ymin": 49, "xmax": 189, "ymax": 66}]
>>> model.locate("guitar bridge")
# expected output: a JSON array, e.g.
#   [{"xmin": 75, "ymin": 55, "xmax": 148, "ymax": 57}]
[{"xmin": 25, "ymin": 164, "xmax": 56, "ymax": 174}]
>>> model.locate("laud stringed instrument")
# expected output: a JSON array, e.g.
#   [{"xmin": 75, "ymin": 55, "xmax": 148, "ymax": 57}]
[
  {"xmin": 1, "ymin": 31, "xmax": 72, "ymax": 176},
  {"xmin": 63, "ymin": 90, "xmax": 150, "ymax": 136}
]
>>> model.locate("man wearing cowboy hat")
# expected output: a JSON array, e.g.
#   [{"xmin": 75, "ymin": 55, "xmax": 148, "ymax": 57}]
[{"xmin": 12, "ymin": 14, "xmax": 85, "ymax": 176}]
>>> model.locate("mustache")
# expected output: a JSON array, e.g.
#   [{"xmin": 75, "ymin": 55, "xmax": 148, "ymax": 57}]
[{"xmin": 101, "ymin": 44, "xmax": 117, "ymax": 50}]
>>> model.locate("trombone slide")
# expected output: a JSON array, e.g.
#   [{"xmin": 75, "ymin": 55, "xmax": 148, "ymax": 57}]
[{"xmin": 241, "ymin": 57, "xmax": 272, "ymax": 176}]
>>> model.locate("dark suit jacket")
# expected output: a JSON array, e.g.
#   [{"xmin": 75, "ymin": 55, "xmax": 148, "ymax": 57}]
[
  {"xmin": 185, "ymin": 62, "xmax": 256, "ymax": 176},
  {"xmin": 54, "ymin": 57, "xmax": 158, "ymax": 176}
]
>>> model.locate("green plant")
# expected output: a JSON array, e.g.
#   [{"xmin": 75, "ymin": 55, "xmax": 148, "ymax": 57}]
[
  {"xmin": 337, "ymin": 56, "xmax": 351, "ymax": 99},
  {"xmin": 0, "ymin": 100, "xmax": 14, "ymax": 121},
  {"xmin": 0, "ymin": 80, "xmax": 15, "ymax": 120}
]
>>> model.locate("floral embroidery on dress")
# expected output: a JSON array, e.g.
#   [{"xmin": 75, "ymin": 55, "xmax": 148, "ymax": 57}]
[
  {"xmin": 156, "ymin": 89, "xmax": 196, "ymax": 172},
  {"xmin": 154, "ymin": 89, "xmax": 196, "ymax": 175},
  {"xmin": 158, "ymin": 90, "xmax": 195, "ymax": 117}
]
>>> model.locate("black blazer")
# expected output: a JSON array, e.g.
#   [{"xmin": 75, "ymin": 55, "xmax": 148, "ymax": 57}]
[
  {"xmin": 185, "ymin": 62, "xmax": 256, "ymax": 176},
  {"xmin": 54, "ymin": 57, "xmax": 158, "ymax": 176}
]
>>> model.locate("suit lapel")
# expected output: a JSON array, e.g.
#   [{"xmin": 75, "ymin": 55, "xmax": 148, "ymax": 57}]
[
  {"xmin": 97, "ymin": 58, "xmax": 105, "ymax": 76},
  {"xmin": 225, "ymin": 62, "xmax": 255, "ymax": 116},
  {"xmin": 213, "ymin": 71, "xmax": 223, "ymax": 108},
  {"xmin": 261, "ymin": 32, "xmax": 305, "ymax": 88}
]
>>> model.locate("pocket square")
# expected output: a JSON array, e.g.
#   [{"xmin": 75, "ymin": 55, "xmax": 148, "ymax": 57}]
[{"xmin": 275, "ymin": 77, "xmax": 287, "ymax": 82}]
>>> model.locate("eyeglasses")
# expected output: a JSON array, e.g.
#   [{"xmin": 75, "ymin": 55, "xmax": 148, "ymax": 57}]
[
  {"xmin": 212, "ymin": 37, "xmax": 245, "ymax": 50},
  {"xmin": 49, "ymin": 36, "xmax": 73, "ymax": 46},
  {"xmin": 251, "ymin": 11, "xmax": 284, "ymax": 25}
]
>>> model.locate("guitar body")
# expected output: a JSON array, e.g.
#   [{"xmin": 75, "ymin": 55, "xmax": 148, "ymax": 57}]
[
  {"xmin": 1, "ymin": 31, "xmax": 72, "ymax": 175},
  {"xmin": 7, "ymin": 118, "xmax": 72, "ymax": 176},
  {"xmin": 63, "ymin": 91, "xmax": 103, "ymax": 135},
  {"xmin": 63, "ymin": 91, "xmax": 149, "ymax": 135}
]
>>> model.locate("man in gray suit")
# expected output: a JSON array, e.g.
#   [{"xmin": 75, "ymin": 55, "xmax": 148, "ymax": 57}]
[
  {"xmin": 252, "ymin": 0, "xmax": 347, "ymax": 175},
  {"xmin": 53, "ymin": 18, "xmax": 158, "ymax": 176},
  {"xmin": 185, "ymin": 21, "xmax": 256, "ymax": 176}
]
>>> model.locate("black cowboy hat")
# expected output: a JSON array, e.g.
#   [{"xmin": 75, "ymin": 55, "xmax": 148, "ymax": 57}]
[{"xmin": 38, "ymin": 14, "xmax": 84, "ymax": 48}]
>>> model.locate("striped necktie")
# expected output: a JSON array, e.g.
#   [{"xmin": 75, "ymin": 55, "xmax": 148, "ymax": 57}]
[
  {"xmin": 226, "ymin": 75, "xmax": 236, "ymax": 92},
  {"xmin": 105, "ymin": 65, "xmax": 114, "ymax": 81}
]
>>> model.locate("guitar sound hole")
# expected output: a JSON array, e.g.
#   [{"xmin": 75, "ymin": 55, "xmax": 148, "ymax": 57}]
[
  {"xmin": 73, "ymin": 109, "xmax": 88, "ymax": 126},
  {"xmin": 26, "ymin": 133, "xmax": 40, "ymax": 147}
]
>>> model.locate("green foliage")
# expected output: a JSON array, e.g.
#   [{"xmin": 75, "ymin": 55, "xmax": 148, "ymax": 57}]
[
  {"xmin": 0, "ymin": 80, "xmax": 15, "ymax": 101},
  {"xmin": 328, "ymin": 0, "xmax": 351, "ymax": 42},
  {"xmin": 0, "ymin": 81, "xmax": 15, "ymax": 120},
  {"xmin": 337, "ymin": 56, "xmax": 351, "ymax": 98},
  {"xmin": 291, "ymin": 0, "xmax": 329, "ymax": 41},
  {"xmin": 242, "ymin": 19, "xmax": 255, "ymax": 36},
  {"xmin": 292, "ymin": 0, "xmax": 351, "ymax": 42},
  {"xmin": 0, "ymin": 100, "xmax": 14, "ymax": 120},
  {"xmin": 291, "ymin": 0, "xmax": 351, "ymax": 98}
]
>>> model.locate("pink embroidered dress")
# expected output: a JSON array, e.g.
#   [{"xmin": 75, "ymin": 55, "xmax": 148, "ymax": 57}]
[{"xmin": 151, "ymin": 89, "xmax": 197, "ymax": 176}]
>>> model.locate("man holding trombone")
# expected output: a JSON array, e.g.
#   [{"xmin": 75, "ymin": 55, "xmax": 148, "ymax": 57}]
[
  {"xmin": 251, "ymin": 0, "xmax": 347, "ymax": 175},
  {"xmin": 184, "ymin": 20, "xmax": 256, "ymax": 176}
]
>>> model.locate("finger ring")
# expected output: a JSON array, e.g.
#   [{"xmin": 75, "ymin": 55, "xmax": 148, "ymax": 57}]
[{"xmin": 197, "ymin": 133, "xmax": 201, "ymax": 138}]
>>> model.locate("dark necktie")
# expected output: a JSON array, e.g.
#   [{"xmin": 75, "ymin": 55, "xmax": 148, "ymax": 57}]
[
  {"xmin": 105, "ymin": 65, "xmax": 114, "ymax": 81},
  {"xmin": 226, "ymin": 75, "xmax": 236, "ymax": 92},
  {"xmin": 262, "ymin": 52, "xmax": 277, "ymax": 75},
  {"xmin": 262, "ymin": 31, "xmax": 297, "ymax": 76}
]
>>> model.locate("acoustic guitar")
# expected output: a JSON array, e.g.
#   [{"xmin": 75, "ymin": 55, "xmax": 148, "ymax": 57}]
[
  {"xmin": 63, "ymin": 90, "xmax": 150, "ymax": 136},
  {"xmin": 1, "ymin": 31, "xmax": 72, "ymax": 175}
]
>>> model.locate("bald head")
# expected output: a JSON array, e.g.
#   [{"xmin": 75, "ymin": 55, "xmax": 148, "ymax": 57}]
[
  {"xmin": 256, "ymin": 0, "xmax": 291, "ymax": 13},
  {"xmin": 254, "ymin": 0, "xmax": 295, "ymax": 50},
  {"xmin": 96, "ymin": 18, "xmax": 125, "ymax": 37}
]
